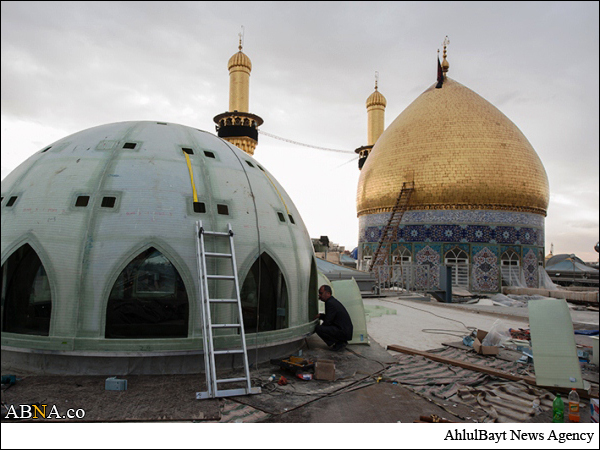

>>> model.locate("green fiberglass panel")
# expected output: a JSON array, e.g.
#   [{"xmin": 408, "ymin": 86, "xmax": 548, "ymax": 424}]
[
  {"xmin": 330, "ymin": 279, "xmax": 369, "ymax": 345},
  {"xmin": 529, "ymin": 298, "xmax": 583, "ymax": 389}
]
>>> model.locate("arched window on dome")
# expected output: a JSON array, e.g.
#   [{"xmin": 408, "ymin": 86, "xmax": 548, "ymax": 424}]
[
  {"xmin": 501, "ymin": 249, "xmax": 521, "ymax": 286},
  {"xmin": 1, "ymin": 244, "xmax": 52, "ymax": 336},
  {"xmin": 105, "ymin": 248, "xmax": 189, "ymax": 339},
  {"xmin": 444, "ymin": 247, "xmax": 469, "ymax": 288},
  {"xmin": 240, "ymin": 253, "xmax": 288, "ymax": 332}
]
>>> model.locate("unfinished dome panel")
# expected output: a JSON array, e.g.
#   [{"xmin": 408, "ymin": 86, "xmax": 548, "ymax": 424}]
[
  {"xmin": 2, "ymin": 244, "xmax": 52, "ymax": 336},
  {"xmin": 1, "ymin": 121, "xmax": 317, "ymax": 375},
  {"xmin": 105, "ymin": 247, "xmax": 189, "ymax": 339}
]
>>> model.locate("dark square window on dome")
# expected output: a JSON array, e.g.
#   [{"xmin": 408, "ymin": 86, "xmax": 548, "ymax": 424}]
[
  {"xmin": 193, "ymin": 202, "xmax": 206, "ymax": 213},
  {"xmin": 6, "ymin": 196, "xmax": 18, "ymax": 207},
  {"xmin": 246, "ymin": 161, "xmax": 255, "ymax": 168},
  {"xmin": 217, "ymin": 204, "xmax": 229, "ymax": 215},
  {"xmin": 182, "ymin": 148, "xmax": 194, "ymax": 155},
  {"xmin": 277, "ymin": 212, "xmax": 286, "ymax": 222},
  {"xmin": 101, "ymin": 197, "xmax": 116, "ymax": 208},
  {"xmin": 123, "ymin": 142, "xmax": 137, "ymax": 149},
  {"xmin": 204, "ymin": 151, "xmax": 216, "ymax": 159},
  {"xmin": 288, "ymin": 214, "xmax": 295, "ymax": 224},
  {"xmin": 75, "ymin": 196, "xmax": 90, "ymax": 207}
]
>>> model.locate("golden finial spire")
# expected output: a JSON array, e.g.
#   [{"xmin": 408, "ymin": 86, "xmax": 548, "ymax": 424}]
[
  {"xmin": 374, "ymin": 71, "xmax": 379, "ymax": 90},
  {"xmin": 442, "ymin": 35, "xmax": 450, "ymax": 73},
  {"xmin": 238, "ymin": 26, "xmax": 244, "ymax": 51}
]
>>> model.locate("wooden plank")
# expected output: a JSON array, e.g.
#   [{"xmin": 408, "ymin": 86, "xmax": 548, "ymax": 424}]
[
  {"xmin": 387, "ymin": 344, "xmax": 536, "ymax": 383},
  {"xmin": 443, "ymin": 341, "xmax": 525, "ymax": 363},
  {"xmin": 387, "ymin": 344, "xmax": 591, "ymax": 399}
]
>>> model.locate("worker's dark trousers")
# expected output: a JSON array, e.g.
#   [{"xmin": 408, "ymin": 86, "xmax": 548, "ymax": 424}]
[{"xmin": 315, "ymin": 324, "xmax": 347, "ymax": 347}]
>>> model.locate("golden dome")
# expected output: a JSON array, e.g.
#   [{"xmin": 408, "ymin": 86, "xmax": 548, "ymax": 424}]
[
  {"xmin": 357, "ymin": 77, "xmax": 549, "ymax": 217},
  {"xmin": 228, "ymin": 50, "xmax": 252, "ymax": 72},
  {"xmin": 366, "ymin": 88, "xmax": 387, "ymax": 108}
]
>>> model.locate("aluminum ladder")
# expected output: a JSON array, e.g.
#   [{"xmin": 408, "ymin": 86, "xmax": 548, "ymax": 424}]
[{"xmin": 195, "ymin": 220, "xmax": 261, "ymax": 399}]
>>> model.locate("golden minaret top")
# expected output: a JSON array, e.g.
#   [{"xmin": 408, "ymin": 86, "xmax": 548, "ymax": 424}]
[
  {"xmin": 228, "ymin": 30, "xmax": 252, "ymax": 73},
  {"xmin": 214, "ymin": 29, "xmax": 263, "ymax": 156},
  {"xmin": 366, "ymin": 73, "xmax": 387, "ymax": 109}
]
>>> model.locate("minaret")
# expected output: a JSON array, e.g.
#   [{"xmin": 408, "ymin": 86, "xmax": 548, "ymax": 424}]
[
  {"xmin": 355, "ymin": 73, "xmax": 387, "ymax": 170},
  {"xmin": 213, "ymin": 33, "xmax": 263, "ymax": 156}
]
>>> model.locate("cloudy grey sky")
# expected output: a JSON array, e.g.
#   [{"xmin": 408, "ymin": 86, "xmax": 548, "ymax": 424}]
[{"xmin": 2, "ymin": 1, "xmax": 598, "ymax": 261}]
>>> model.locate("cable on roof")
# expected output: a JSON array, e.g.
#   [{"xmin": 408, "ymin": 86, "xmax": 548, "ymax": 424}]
[{"xmin": 258, "ymin": 130, "xmax": 355, "ymax": 154}]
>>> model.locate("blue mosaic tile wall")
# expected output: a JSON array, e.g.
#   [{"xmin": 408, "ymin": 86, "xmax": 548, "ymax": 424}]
[
  {"xmin": 472, "ymin": 246, "xmax": 500, "ymax": 292},
  {"xmin": 414, "ymin": 244, "xmax": 441, "ymax": 290},
  {"xmin": 359, "ymin": 210, "xmax": 545, "ymax": 246},
  {"xmin": 358, "ymin": 209, "xmax": 545, "ymax": 293},
  {"xmin": 523, "ymin": 248, "xmax": 540, "ymax": 288},
  {"xmin": 362, "ymin": 210, "xmax": 544, "ymax": 227}
]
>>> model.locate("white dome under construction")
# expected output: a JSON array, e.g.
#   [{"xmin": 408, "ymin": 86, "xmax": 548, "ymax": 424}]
[{"xmin": 1, "ymin": 121, "xmax": 318, "ymax": 374}]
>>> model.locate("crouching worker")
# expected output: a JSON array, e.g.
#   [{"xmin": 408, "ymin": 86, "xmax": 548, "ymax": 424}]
[{"xmin": 315, "ymin": 285, "xmax": 353, "ymax": 351}]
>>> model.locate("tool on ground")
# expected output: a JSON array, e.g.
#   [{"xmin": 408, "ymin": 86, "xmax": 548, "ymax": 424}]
[
  {"xmin": 195, "ymin": 221, "xmax": 260, "ymax": 399},
  {"xmin": 297, "ymin": 373, "xmax": 313, "ymax": 381},
  {"xmin": 270, "ymin": 355, "xmax": 315, "ymax": 375}
]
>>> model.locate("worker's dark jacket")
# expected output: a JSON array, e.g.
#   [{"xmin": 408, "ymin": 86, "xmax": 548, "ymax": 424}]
[{"xmin": 319, "ymin": 296, "xmax": 353, "ymax": 341}]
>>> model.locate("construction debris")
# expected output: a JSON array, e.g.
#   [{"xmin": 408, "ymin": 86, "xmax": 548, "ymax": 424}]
[{"xmin": 414, "ymin": 414, "xmax": 456, "ymax": 423}]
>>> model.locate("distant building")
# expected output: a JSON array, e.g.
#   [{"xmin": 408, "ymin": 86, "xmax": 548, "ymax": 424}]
[
  {"xmin": 545, "ymin": 254, "xmax": 599, "ymax": 287},
  {"xmin": 312, "ymin": 236, "xmax": 355, "ymax": 268}
]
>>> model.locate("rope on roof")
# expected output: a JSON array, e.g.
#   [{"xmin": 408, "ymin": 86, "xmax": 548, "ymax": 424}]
[{"xmin": 258, "ymin": 130, "xmax": 355, "ymax": 154}]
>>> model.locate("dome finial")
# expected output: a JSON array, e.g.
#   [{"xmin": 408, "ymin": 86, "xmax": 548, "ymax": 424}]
[
  {"xmin": 442, "ymin": 35, "xmax": 450, "ymax": 73},
  {"xmin": 238, "ymin": 25, "xmax": 245, "ymax": 51},
  {"xmin": 374, "ymin": 71, "xmax": 379, "ymax": 90}
]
